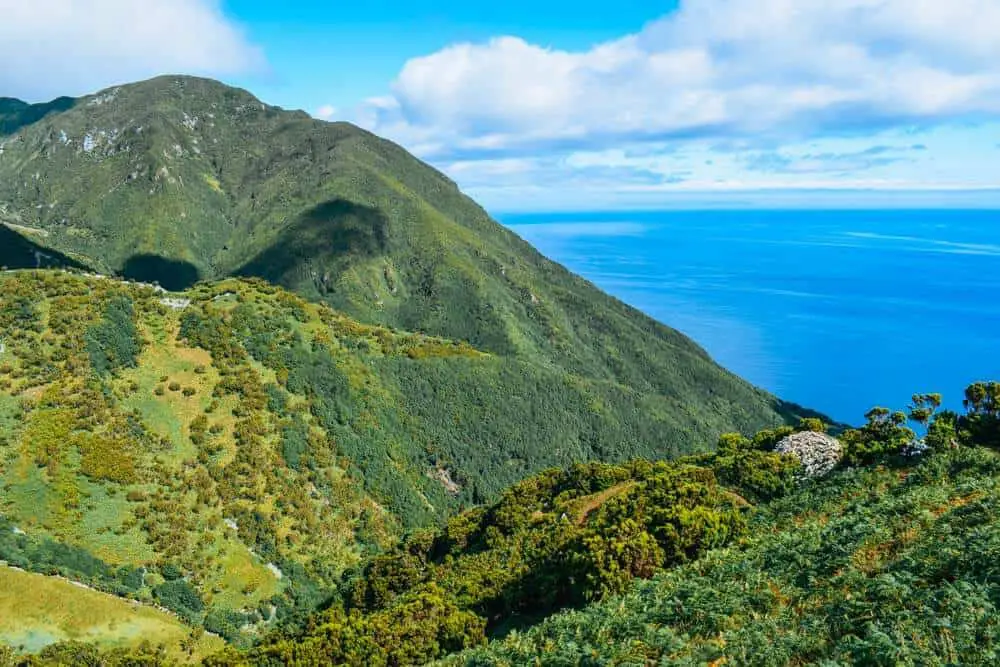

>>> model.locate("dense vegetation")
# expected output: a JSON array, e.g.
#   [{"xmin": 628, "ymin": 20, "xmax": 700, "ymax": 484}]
[
  {"xmin": 0, "ymin": 269, "xmax": 809, "ymax": 658},
  {"xmin": 4, "ymin": 75, "xmax": 991, "ymax": 666},
  {"xmin": 223, "ymin": 423, "xmax": 805, "ymax": 667},
  {"xmin": 442, "ymin": 385, "xmax": 1000, "ymax": 666},
  {"xmin": 0, "ymin": 75, "xmax": 808, "ymax": 456},
  {"xmin": 5, "ymin": 376, "xmax": 1000, "ymax": 665}
]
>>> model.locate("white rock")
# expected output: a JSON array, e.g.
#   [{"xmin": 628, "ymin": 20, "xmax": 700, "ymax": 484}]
[{"xmin": 775, "ymin": 431, "xmax": 843, "ymax": 478}]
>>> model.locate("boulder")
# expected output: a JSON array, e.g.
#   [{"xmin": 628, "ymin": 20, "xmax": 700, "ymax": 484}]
[{"xmin": 775, "ymin": 431, "xmax": 843, "ymax": 478}]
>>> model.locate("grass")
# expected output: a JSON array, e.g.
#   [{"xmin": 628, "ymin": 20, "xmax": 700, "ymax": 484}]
[
  {"xmin": 210, "ymin": 541, "xmax": 283, "ymax": 610},
  {"xmin": 0, "ymin": 565, "xmax": 224, "ymax": 661},
  {"xmin": 120, "ymin": 323, "xmax": 216, "ymax": 454}
]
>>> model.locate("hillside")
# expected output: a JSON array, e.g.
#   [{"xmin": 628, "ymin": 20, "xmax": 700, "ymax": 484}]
[
  {"xmin": 452, "ymin": 451, "xmax": 1000, "ymax": 665},
  {"xmin": 211, "ymin": 384, "xmax": 1000, "ymax": 666},
  {"xmin": 0, "ymin": 565, "xmax": 223, "ymax": 661},
  {"xmin": 0, "ymin": 269, "xmax": 801, "ymax": 655},
  {"xmin": 0, "ymin": 75, "xmax": 804, "ymax": 434},
  {"xmin": 3, "ymin": 267, "xmax": 997, "ymax": 667}
]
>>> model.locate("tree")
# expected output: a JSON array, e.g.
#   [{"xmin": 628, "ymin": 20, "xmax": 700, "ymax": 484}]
[
  {"xmin": 961, "ymin": 382, "xmax": 1000, "ymax": 449},
  {"xmin": 963, "ymin": 382, "xmax": 1000, "ymax": 418},
  {"xmin": 841, "ymin": 407, "xmax": 915, "ymax": 465},
  {"xmin": 908, "ymin": 393, "xmax": 943, "ymax": 427}
]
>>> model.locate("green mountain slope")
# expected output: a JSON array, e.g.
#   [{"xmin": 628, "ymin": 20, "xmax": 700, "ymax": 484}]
[
  {"xmin": 0, "ymin": 76, "xmax": 803, "ymax": 435},
  {"xmin": 447, "ymin": 403, "xmax": 1000, "ymax": 666},
  {"xmin": 0, "ymin": 269, "xmax": 798, "ymax": 655},
  {"xmin": 191, "ymin": 387, "xmax": 999, "ymax": 667}
]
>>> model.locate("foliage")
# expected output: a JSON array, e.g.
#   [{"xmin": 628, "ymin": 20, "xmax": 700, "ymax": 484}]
[
  {"xmin": 446, "ymin": 404, "xmax": 1000, "ymax": 666},
  {"xmin": 85, "ymin": 296, "xmax": 141, "ymax": 375},
  {"xmin": 240, "ymin": 585, "xmax": 485, "ymax": 667},
  {"xmin": 961, "ymin": 381, "xmax": 1000, "ymax": 449},
  {"xmin": 242, "ymin": 443, "xmax": 796, "ymax": 665},
  {"xmin": 841, "ymin": 406, "xmax": 916, "ymax": 465},
  {"xmin": 154, "ymin": 580, "xmax": 205, "ymax": 624},
  {"xmin": 711, "ymin": 429, "xmax": 801, "ymax": 502}
]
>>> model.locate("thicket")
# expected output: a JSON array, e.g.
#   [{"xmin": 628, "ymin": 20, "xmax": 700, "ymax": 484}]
[
  {"xmin": 446, "ymin": 384, "xmax": 1000, "ymax": 666},
  {"xmin": 216, "ymin": 421, "xmax": 807, "ymax": 666},
  {"xmin": 85, "ymin": 296, "xmax": 141, "ymax": 375}
]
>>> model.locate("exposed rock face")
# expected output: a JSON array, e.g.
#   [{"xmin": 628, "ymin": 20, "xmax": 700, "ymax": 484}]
[{"xmin": 775, "ymin": 431, "xmax": 843, "ymax": 478}]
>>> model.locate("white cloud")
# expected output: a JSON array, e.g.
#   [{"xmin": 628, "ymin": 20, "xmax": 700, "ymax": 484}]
[
  {"xmin": 314, "ymin": 105, "xmax": 338, "ymax": 120},
  {"xmin": 0, "ymin": 0, "xmax": 262, "ymax": 101},
  {"xmin": 362, "ymin": 0, "xmax": 1000, "ymax": 159}
]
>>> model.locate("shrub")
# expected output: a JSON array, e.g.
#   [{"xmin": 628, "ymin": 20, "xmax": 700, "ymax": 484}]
[
  {"xmin": 75, "ymin": 433, "xmax": 137, "ymax": 484},
  {"xmin": 842, "ymin": 407, "xmax": 915, "ymax": 465},
  {"xmin": 86, "ymin": 296, "xmax": 141, "ymax": 375},
  {"xmin": 711, "ymin": 433, "xmax": 800, "ymax": 502},
  {"xmin": 204, "ymin": 608, "xmax": 252, "ymax": 643},
  {"xmin": 160, "ymin": 563, "xmax": 183, "ymax": 580},
  {"xmin": 154, "ymin": 579, "xmax": 204, "ymax": 623}
]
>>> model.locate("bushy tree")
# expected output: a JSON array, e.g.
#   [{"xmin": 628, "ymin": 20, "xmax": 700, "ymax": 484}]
[
  {"xmin": 908, "ymin": 393, "xmax": 943, "ymax": 427},
  {"xmin": 841, "ymin": 407, "xmax": 915, "ymax": 465},
  {"xmin": 961, "ymin": 382, "xmax": 1000, "ymax": 449}
]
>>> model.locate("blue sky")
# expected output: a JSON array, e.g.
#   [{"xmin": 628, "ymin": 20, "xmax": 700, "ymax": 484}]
[
  {"xmin": 224, "ymin": 0, "xmax": 672, "ymax": 115},
  {"xmin": 2, "ymin": 0, "xmax": 1000, "ymax": 211}
]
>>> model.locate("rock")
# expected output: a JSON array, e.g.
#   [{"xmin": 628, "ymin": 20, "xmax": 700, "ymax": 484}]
[
  {"xmin": 903, "ymin": 438, "xmax": 930, "ymax": 457},
  {"xmin": 775, "ymin": 431, "xmax": 843, "ymax": 478}
]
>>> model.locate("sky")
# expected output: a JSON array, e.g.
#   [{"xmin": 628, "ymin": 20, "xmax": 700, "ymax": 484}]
[{"xmin": 2, "ymin": 0, "xmax": 1000, "ymax": 211}]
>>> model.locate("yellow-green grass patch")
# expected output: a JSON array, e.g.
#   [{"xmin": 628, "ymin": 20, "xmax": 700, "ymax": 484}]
[
  {"xmin": 0, "ymin": 566, "xmax": 224, "ymax": 661},
  {"xmin": 204, "ymin": 539, "xmax": 282, "ymax": 610}
]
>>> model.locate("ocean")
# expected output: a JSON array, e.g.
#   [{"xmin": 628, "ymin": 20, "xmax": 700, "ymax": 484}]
[{"xmin": 502, "ymin": 209, "xmax": 1000, "ymax": 425}]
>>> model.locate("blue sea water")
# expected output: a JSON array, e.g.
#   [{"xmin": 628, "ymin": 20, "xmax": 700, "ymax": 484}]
[{"xmin": 502, "ymin": 209, "xmax": 1000, "ymax": 424}]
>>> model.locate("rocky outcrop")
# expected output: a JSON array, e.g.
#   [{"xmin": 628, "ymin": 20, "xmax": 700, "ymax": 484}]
[{"xmin": 775, "ymin": 431, "xmax": 843, "ymax": 478}]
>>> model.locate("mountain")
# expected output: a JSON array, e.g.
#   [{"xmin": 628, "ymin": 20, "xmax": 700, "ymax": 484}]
[
  {"xmin": 0, "ymin": 76, "xmax": 831, "ymax": 663},
  {"xmin": 0, "ymin": 76, "xmax": 806, "ymax": 430}
]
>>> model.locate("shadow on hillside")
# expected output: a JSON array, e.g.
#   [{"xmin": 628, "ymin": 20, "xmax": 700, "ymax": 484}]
[
  {"xmin": 122, "ymin": 254, "xmax": 201, "ymax": 291},
  {"xmin": 0, "ymin": 96, "xmax": 76, "ymax": 135},
  {"xmin": 0, "ymin": 226, "xmax": 89, "ymax": 270},
  {"xmin": 235, "ymin": 199, "xmax": 391, "ymax": 288}
]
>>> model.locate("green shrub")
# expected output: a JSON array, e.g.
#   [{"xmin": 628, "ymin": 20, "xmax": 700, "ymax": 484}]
[
  {"xmin": 154, "ymin": 579, "xmax": 204, "ymax": 623},
  {"xmin": 86, "ymin": 296, "xmax": 141, "ymax": 375},
  {"xmin": 842, "ymin": 407, "xmax": 915, "ymax": 465},
  {"xmin": 204, "ymin": 608, "xmax": 252, "ymax": 643}
]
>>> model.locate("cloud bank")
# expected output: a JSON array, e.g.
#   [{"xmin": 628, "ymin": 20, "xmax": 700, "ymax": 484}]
[
  {"xmin": 364, "ymin": 0, "xmax": 1000, "ymax": 160},
  {"xmin": 0, "ymin": 0, "xmax": 262, "ymax": 101}
]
